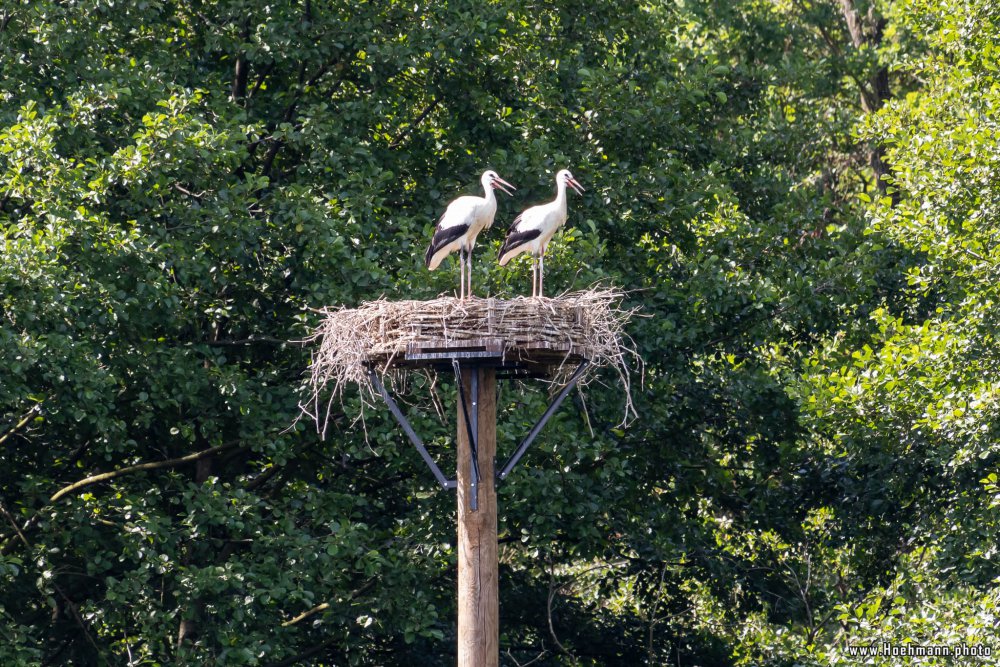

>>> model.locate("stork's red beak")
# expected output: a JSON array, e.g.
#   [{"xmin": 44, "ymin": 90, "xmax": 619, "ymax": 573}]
[
  {"xmin": 492, "ymin": 175, "xmax": 516, "ymax": 196},
  {"xmin": 568, "ymin": 177, "xmax": 585, "ymax": 195}
]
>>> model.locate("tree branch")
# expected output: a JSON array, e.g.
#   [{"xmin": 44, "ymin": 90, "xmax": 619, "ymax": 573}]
[
  {"xmin": 506, "ymin": 645, "xmax": 550, "ymax": 667},
  {"xmin": 547, "ymin": 572, "xmax": 577, "ymax": 661},
  {"xmin": 836, "ymin": 0, "xmax": 867, "ymax": 48},
  {"xmin": 264, "ymin": 637, "xmax": 342, "ymax": 667},
  {"xmin": 389, "ymin": 97, "xmax": 441, "ymax": 149},
  {"xmin": 233, "ymin": 52, "xmax": 250, "ymax": 102},
  {"xmin": 280, "ymin": 579, "xmax": 375, "ymax": 627},
  {"xmin": 280, "ymin": 602, "xmax": 329, "ymax": 627},
  {"xmin": 232, "ymin": 20, "xmax": 251, "ymax": 102},
  {"xmin": 260, "ymin": 139, "xmax": 285, "ymax": 178},
  {"xmin": 797, "ymin": 0, "xmax": 843, "ymax": 57},
  {"xmin": 1, "ymin": 502, "xmax": 103, "ymax": 656},
  {"xmin": 0, "ymin": 502, "xmax": 30, "ymax": 550},
  {"xmin": 202, "ymin": 336, "xmax": 289, "ymax": 346},
  {"xmin": 173, "ymin": 183, "xmax": 206, "ymax": 199},
  {"xmin": 249, "ymin": 61, "xmax": 276, "ymax": 99},
  {"xmin": 0, "ymin": 403, "xmax": 42, "ymax": 445},
  {"xmin": 49, "ymin": 442, "xmax": 240, "ymax": 503}
]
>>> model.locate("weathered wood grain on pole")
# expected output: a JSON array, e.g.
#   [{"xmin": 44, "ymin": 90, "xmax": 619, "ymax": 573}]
[{"xmin": 456, "ymin": 367, "xmax": 498, "ymax": 667}]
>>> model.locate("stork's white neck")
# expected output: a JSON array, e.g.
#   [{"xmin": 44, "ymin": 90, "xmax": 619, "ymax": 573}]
[
  {"xmin": 481, "ymin": 177, "xmax": 496, "ymax": 205},
  {"xmin": 553, "ymin": 177, "xmax": 569, "ymax": 212}
]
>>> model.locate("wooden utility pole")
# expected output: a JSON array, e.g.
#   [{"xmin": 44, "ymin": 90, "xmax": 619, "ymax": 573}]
[
  {"xmin": 456, "ymin": 367, "xmax": 498, "ymax": 667},
  {"xmin": 314, "ymin": 294, "xmax": 621, "ymax": 665}
]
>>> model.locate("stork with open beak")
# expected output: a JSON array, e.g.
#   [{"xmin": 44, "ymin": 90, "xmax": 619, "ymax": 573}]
[
  {"xmin": 497, "ymin": 169, "xmax": 585, "ymax": 297},
  {"xmin": 425, "ymin": 170, "xmax": 516, "ymax": 299}
]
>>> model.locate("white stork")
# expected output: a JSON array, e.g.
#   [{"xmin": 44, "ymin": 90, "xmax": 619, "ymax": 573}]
[
  {"xmin": 425, "ymin": 170, "xmax": 516, "ymax": 299},
  {"xmin": 497, "ymin": 169, "xmax": 585, "ymax": 297}
]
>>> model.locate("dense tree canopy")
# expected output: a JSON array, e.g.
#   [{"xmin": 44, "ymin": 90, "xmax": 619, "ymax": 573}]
[{"xmin": 2, "ymin": 0, "xmax": 998, "ymax": 664}]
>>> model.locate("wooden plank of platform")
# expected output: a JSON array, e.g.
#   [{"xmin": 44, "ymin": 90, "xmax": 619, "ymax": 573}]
[
  {"xmin": 363, "ymin": 337, "xmax": 590, "ymax": 376},
  {"xmin": 405, "ymin": 338, "xmax": 505, "ymax": 363}
]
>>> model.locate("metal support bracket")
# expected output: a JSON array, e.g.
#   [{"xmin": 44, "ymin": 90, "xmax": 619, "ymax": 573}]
[
  {"xmin": 368, "ymin": 369, "xmax": 456, "ymax": 490},
  {"xmin": 498, "ymin": 360, "xmax": 590, "ymax": 482},
  {"xmin": 369, "ymin": 357, "xmax": 590, "ymax": 499},
  {"xmin": 452, "ymin": 359, "xmax": 480, "ymax": 511}
]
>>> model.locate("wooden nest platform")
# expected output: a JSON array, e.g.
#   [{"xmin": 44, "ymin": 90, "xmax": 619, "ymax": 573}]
[
  {"xmin": 365, "ymin": 297, "xmax": 597, "ymax": 373},
  {"xmin": 302, "ymin": 287, "xmax": 637, "ymax": 432}
]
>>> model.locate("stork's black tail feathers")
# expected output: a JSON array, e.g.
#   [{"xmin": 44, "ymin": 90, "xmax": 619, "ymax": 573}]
[
  {"xmin": 424, "ymin": 223, "xmax": 471, "ymax": 270},
  {"xmin": 497, "ymin": 228, "xmax": 542, "ymax": 264}
]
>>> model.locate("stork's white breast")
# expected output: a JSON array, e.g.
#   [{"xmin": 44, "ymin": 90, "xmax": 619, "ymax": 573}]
[{"xmin": 440, "ymin": 195, "xmax": 496, "ymax": 230}]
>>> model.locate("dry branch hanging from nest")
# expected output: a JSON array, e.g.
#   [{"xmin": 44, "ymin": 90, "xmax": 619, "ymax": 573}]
[{"xmin": 301, "ymin": 287, "xmax": 639, "ymax": 436}]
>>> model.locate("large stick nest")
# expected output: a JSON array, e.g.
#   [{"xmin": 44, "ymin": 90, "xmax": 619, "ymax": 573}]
[{"xmin": 301, "ymin": 287, "xmax": 639, "ymax": 436}]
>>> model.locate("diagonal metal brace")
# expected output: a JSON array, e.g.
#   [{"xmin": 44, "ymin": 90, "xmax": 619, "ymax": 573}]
[
  {"xmin": 369, "ymin": 369, "xmax": 456, "ymax": 490},
  {"xmin": 498, "ymin": 360, "xmax": 590, "ymax": 482},
  {"xmin": 452, "ymin": 359, "xmax": 481, "ymax": 511}
]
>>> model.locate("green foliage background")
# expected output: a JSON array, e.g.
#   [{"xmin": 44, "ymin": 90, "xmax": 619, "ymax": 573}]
[{"xmin": 1, "ymin": 0, "xmax": 998, "ymax": 664}]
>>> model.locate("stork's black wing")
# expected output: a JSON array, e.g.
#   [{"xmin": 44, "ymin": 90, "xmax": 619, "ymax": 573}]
[
  {"xmin": 498, "ymin": 228, "xmax": 541, "ymax": 260},
  {"xmin": 425, "ymin": 223, "xmax": 470, "ymax": 267}
]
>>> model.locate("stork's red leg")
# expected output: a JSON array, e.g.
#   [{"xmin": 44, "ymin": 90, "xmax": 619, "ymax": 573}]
[
  {"xmin": 459, "ymin": 248, "xmax": 466, "ymax": 299},
  {"xmin": 539, "ymin": 253, "xmax": 544, "ymax": 297},
  {"xmin": 467, "ymin": 248, "xmax": 474, "ymax": 298},
  {"xmin": 535, "ymin": 257, "xmax": 541, "ymax": 297}
]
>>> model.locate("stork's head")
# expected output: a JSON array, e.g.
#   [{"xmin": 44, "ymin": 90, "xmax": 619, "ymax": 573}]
[
  {"xmin": 482, "ymin": 170, "xmax": 516, "ymax": 196},
  {"xmin": 557, "ymin": 169, "xmax": 585, "ymax": 195}
]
